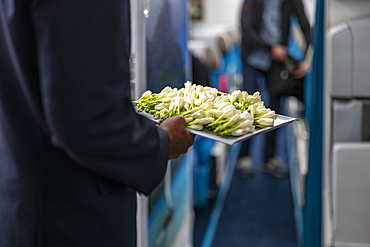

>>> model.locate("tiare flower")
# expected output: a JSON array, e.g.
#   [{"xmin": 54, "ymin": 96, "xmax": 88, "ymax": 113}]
[{"xmin": 133, "ymin": 81, "xmax": 276, "ymax": 137}]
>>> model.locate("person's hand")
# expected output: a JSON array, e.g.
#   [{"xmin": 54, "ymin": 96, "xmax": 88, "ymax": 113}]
[
  {"xmin": 159, "ymin": 116, "xmax": 195, "ymax": 160},
  {"xmin": 293, "ymin": 61, "xmax": 307, "ymax": 79},
  {"xmin": 271, "ymin": 44, "xmax": 287, "ymax": 62}
]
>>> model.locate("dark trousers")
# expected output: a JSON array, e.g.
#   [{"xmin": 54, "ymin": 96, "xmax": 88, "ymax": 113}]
[{"xmin": 238, "ymin": 63, "xmax": 281, "ymax": 163}]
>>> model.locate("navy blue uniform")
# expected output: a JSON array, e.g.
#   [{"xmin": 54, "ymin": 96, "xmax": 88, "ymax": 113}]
[{"xmin": 0, "ymin": 1, "xmax": 169, "ymax": 246}]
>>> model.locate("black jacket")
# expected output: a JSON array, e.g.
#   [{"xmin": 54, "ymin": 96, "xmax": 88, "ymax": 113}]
[
  {"xmin": 240, "ymin": 0, "xmax": 312, "ymax": 61},
  {"xmin": 0, "ymin": 1, "xmax": 169, "ymax": 246}
]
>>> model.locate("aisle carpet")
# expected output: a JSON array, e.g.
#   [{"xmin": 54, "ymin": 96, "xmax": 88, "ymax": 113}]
[{"xmin": 194, "ymin": 127, "xmax": 298, "ymax": 247}]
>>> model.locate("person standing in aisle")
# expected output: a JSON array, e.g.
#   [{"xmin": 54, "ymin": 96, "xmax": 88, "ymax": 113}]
[
  {"xmin": 0, "ymin": 1, "xmax": 195, "ymax": 246},
  {"xmin": 237, "ymin": 0, "xmax": 311, "ymax": 178}
]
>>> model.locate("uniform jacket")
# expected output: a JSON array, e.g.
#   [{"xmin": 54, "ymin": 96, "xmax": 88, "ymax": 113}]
[
  {"xmin": 0, "ymin": 0, "xmax": 169, "ymax": 246},
  {"xmin": 240, "ymin": 0, "xmax": 312, "ymax": 61}
]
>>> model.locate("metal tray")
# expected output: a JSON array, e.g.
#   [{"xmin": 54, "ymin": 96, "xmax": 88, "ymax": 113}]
[{"xmin": 137, "ymin": 110, "xmax": 298, "ymax": 146}]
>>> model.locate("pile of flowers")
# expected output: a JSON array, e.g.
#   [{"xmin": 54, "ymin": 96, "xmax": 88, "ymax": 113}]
[{"xmin": 133, "ymin": 81, "xmax": 276, "ymax": 137}]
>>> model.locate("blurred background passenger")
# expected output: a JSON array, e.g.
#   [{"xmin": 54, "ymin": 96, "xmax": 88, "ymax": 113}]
[{"xmin": 237, "ymin": 0, "xmax": 312, "ymax": 178}]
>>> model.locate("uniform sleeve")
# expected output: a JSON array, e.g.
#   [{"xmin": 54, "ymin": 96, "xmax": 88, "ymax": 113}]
[{"xmin": 31, "ymin": 0, "xmax": 169, "ymax": 195}]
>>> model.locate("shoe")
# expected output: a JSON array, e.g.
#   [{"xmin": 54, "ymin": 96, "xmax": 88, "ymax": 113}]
[
  {"xmin": 261, "ymin": 157, "xmax": 288, "ymax": 178},
  {"xmin": 236, "ymin": 156, "xmax": 254, "ymax": 178}
]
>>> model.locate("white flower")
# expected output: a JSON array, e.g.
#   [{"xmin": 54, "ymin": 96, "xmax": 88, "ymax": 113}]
[
  {"xmin": 187, "ymin": 124, "xmax": 204, "ymax": 130},
  {"xmin": 262, "ymin": 110, "xmax": 276, "ymax": 118},
  {"xmin": 257, "ymin": 118, "xmax": 274, "ymax": 127},
  {"xmin": 155, "ymin": 103, "xmax": 167, "ymax": 110},
  {"xmin": 172, "ymin": 96, "xmax": 184, "ymax": 108},
  {"xmin": 161, "ymin": 97, "xmax": 172, "ymax": 103},
  {"xmin": 166, "ymin": 91, "xmax": 177, "ymax": 98},
  {"xmin": 229, "ymin": 114, "xmax": 240, "ymax": 123},
  {"xmin": 215, "ymin": 101, "xmax": 230, "ymax": 109},
  {"xmin": 239, "ymin": 111, "xmax": 253, "ymax": 120},
  {"xmin": 237, "ymin": 119, "xmax": 253, "ymax": 129},
  {"xmin": 177, "ymin": 88, "xmax": 185, "ymax": 96},
  {"xmin": 231, "ymin": 129, "xmax": 244, "ymax": 136},
  {"xmin": 199, "ymin": 91, "xmax": 208, "ymax": 102},
  {"xmin": 194, "ymin": 117, "xmax": 214, "ymax": 125},
  {"xmin": 159, "ymin": 86, "xmax": 172, "ymax": 97},
  {"xmin": 191, "ymin": 110, "xmax": 205, "ymax": 118},
  {"xmin": 222, "ymin": 105, "xmax": 236, "ymax": 119},
  {"xmin": 210, "ymin": 109, "xmax": 222, "ymax": 118},
  {"xmin": 141, "ymin": 90, "xmax": 152, "ymax": 99},
  {"xmin": 228, "ymin": 90, "xmax": 241, "ymax": 103},
  {"xmin": 134, "ymin": 81, "xmax": 275, "ymax": 137},
  {"xmin": 240, "ymin": 91, "xmax": 249, "ymax": 101},
  {"xmin": 168, "ymin": 102, "xmax": 175, "ymax": 112}
]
